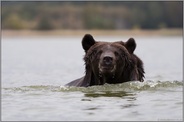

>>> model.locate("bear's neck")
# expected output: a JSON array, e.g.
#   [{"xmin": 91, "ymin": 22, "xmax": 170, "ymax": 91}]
[
  {"xmin": 98, "ymin": 73, "xmax": 115, "ymax": 85},
  {"xmin": 86, "ymin": 70, "xmax": 130, "ymax": 86},
  {"xmin": 97, "ymin": 72, "xmax": 131, "ymax": 85}
]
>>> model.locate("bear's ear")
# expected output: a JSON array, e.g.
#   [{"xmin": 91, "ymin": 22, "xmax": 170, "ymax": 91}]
[
  {"xmin": 82, "ymin": 34, "xmax": 96, "ymax": 52},
  {"xmin": 125, "ymin": 38, "xmax": 136, "ymax": 54}
]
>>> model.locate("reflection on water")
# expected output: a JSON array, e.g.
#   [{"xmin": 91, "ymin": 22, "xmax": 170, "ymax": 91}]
[
  {"xmin": 83, "ymin": 91, "xmax": 135, "ymax": 98},
  {"xmin": 120, "ymin": 103, "xmax": 138, "ymax": 109}
]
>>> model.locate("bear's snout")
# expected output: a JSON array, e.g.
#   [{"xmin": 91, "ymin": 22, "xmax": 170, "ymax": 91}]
[
  {"xmin": 103, "ymin": 56, "xmax": 113, "ymax": 65},
  {"xmin": 99, "ymin": 51, "xmax": 116, "ymax": 73}
]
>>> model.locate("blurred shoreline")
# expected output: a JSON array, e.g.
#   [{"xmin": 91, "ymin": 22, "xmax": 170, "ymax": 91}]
[{"xmin": 2, "ymin": 29, "xmax": 183, "ymax": 37}]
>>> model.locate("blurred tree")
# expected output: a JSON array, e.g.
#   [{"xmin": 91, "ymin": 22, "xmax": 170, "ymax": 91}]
[
  {"xmin": 162, "ymin": 2, "xmax": 183, "ymax": 28},
  {"xmin": 2, "ymin": 13, "xmax": 25, "ymax": 29},
  {"xmin": 1, "ymin": 1, "xmax": 183, "ymax": 30},
  {"xmin": 37, "ymin": 16, "xmax": 54, "ymax": 30},
  {"xmin": 83, "ymin": 5, "xmax": 114, "ymax": 29}
]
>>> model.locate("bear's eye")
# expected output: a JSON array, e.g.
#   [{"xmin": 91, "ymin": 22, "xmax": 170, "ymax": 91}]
[
  {"xmin": 97, "ymin": 50, "xmax": 102, "ymax": 55},
  {"xmin": 89, "ymin": 50, "xmax": 101, "ymax": 61},
  {"xmin": 95, "ymin": 50, "xmax": 102, "ymax": 59},
  {"xmin": 115, "ymin": 51, "xmax": 120, "ymax": 58},
  {"xmin": 115, "ymin": 51, "xmax": 126, "ymax": 60}
]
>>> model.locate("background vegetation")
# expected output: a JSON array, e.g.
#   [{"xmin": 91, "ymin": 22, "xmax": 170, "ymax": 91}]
[{"xmin": 1, "ymin": 1, "xmax": 183, "ymax": 30}]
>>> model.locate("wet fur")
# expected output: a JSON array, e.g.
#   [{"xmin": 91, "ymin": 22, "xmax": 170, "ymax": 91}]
[{"xmin": 66, "ymin": 34, "xmax": 145, "ymax": 87}]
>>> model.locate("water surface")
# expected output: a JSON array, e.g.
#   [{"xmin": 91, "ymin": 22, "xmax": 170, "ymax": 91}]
[{"xmin": 2, "ymin": 36, "xmax": 183, "ymax": 121}]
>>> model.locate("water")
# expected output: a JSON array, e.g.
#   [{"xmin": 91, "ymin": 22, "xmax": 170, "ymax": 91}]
[{"xmin": 1, "ymin": 35, "xmax": 183, "ymax": 121}]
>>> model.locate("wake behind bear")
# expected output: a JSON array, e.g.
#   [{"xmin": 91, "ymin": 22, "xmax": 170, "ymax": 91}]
[{"xmin": 65, "ymin": 34, "xmax": 145, "ymax": 87}]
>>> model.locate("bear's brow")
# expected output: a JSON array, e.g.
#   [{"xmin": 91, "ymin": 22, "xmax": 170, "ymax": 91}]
[{"xmin": 87, "ymin": 42, "xmax": 128, "ymax": 55}]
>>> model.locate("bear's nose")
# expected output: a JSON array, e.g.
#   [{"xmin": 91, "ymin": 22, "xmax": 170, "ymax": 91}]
[{"xmin": 103, "ymin": 56, "xmax": 113, "ymax": 65}]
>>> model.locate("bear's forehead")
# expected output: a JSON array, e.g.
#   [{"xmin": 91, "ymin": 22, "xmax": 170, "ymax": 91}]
[
  {"xmin": 85, "ymin": 41, "xmax": 130, "ymax": 60},
  {"xmin": 93, "ymin": 42, "xmax": 126, "ymax": 51}
]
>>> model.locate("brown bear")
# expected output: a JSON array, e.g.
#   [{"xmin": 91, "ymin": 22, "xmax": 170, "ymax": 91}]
[{"xmin": 65, "ymin": 34, "xmax": 145, "ymax": 87}]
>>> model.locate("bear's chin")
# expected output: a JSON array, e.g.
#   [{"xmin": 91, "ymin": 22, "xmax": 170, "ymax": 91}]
[
  {"xmin": 99, "ymin": 64, "xmax": 116, "ymax": 72},
  {"xmin": 98, "ymin": 65, "xmax": 116, "ymax": 78}
]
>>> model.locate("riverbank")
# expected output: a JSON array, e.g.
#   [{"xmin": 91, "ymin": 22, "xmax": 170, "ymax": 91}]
[{"xmin": 2, "ymin": 29, "xmax": 183, "ymax": 37}]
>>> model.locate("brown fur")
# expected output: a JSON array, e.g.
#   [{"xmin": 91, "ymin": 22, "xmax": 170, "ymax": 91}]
[{"xmin": 66, "ymin": 34, "xmax": 145, "ymax": 87}]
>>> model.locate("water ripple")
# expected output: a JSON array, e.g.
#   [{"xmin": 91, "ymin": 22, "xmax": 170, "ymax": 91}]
[{"xmin": 2, "ymin": 80, "xmax": 183, "ymax": 93}]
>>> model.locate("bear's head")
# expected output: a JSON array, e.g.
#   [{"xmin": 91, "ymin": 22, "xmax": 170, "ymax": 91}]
[{"xmin": 81, "ymin": 34, "xmax": 142, "ymax": 86}]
